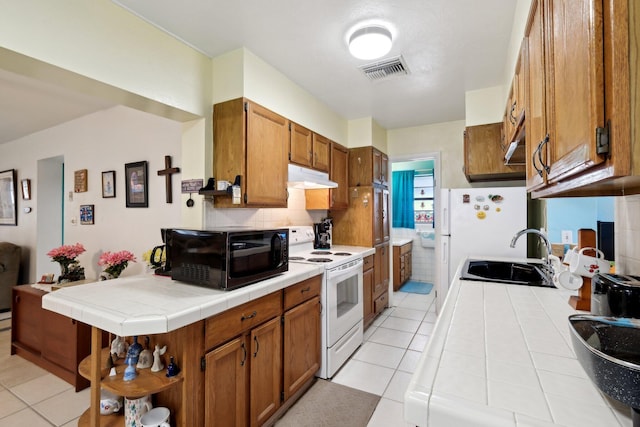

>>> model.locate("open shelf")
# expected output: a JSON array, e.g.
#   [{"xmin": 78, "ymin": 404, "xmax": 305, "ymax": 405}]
[
  {"xmin": 78, "ymin": 410, "xmax": 123, "ymax": 427},
  {"xmin": 79, "ymin": 348, "xmax": 182, "ymax": 397}
]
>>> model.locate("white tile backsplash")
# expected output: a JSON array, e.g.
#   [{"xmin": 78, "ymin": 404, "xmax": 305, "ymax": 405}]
[
  {"xmin": 203, "ymin": 188, "xmax": 326, "ymax": 229},
  {"xmin": 615, "ymin": 195, "xmax": 640, "ymax": 274}
]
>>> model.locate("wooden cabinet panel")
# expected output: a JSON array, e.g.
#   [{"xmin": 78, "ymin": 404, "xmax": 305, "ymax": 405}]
[
  {"xmin": 363, "ymin": 266, "xmax": 374, "ymax": 328},
  {"xmin": 311, "ymin": 133, "xmax": 330, "ymax": 172},
  {"xmin": 250, "ymin": 317, "xmax": 281, "ymax": 427},
  {"xmin": 213, "ymin": 98, "xmax": 288, "ymax": 208},
  {"xmin": 329, "ymin": 142, "xmax": 349, "ymax": 209},
  {"xmin": 525, "ymin": 0, "xmax": 548, "ymax": 191},
  {"xmin": 290, "ymin": 122, "xmax": 313, "ymax": 168},
  {"xmin": 464, "ymin": 123, "xmax": 525, "ymax": 182},
  {"xmin": 283, "ymin": 296, "xmax": 320, "ymax": 400},
  {"xmin": 283, "ymin": 275, "xmax": 321, "ymax": 311},
  {"xmin": 349, "ymin": 146, "xmax": 388, "ymax": 187},
  {"xmin": 11, "ymin": 286, "xmax": 42, "ymax": 353},
  {"xmin": 205, "ymin": 292, "xmax": 282, "ymax": 350},
  {"xmin": 42, "ymin": 311, "xmax": 81, "ymax": 372},
  {"xmin": 205, "ymin": 336, "xmax": 248, "ymax": 427}
]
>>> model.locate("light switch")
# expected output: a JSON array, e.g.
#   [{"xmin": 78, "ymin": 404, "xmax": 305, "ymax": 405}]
[{"xmin": 561, "ymin": 230, "xmax": 573, "ymax": 244}]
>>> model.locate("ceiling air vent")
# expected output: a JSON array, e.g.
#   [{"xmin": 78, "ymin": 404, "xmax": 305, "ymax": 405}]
[{"xmin": 359, "ymin": 56, "xmax": 409, "ymax": 81}]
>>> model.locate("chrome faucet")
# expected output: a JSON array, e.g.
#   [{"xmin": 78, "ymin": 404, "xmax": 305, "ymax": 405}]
[{"xmin": 510, "ymin": 228, "xmax": 553, "ymax": 271}]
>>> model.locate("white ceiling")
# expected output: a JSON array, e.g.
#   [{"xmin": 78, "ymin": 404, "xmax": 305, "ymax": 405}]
[{"xmin": 0, "ymin": 0, "xmax": 517, "ymax": 144}]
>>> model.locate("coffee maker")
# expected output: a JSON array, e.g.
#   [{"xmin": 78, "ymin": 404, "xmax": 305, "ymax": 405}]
[{"xmin": 313, "ymin": 218, "xmax": 332, "ymax": 249}]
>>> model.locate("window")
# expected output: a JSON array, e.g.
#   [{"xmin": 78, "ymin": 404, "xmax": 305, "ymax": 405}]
[{"xmin": 414, "ymin": 175, "xmax": 434, "ymax": 226}]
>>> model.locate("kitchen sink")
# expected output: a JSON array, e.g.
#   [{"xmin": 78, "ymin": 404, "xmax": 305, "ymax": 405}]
[
  {"xmin": 569, "ymin": 314, "xmax": 640, "ymax": 426},
  {"xmin": 459, "ymin": 259, "xmax": 554, "ymax": 288}
]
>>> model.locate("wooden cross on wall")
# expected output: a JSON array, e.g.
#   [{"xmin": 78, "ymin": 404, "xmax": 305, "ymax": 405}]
[{"xmin": 157, "ymin": 155, "xmax": 180, "ymax": 203}]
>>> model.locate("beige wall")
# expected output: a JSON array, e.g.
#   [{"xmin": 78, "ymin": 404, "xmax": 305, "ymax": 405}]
[
  {"xmin": 0, "ymin": 106, "xmax": 183, "ymax": 282},
  {"xmin": 387, "ymin": 120, "xmax": 468, "ymax": 189},
  {"xmin": 615, "ymin": 196, "xmax": 640, "ymax": 274}
]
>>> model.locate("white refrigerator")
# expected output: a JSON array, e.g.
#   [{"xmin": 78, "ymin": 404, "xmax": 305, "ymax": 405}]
[{"xmin": 436, "ymin": 186, "xmax": 528, "ymax": 311}]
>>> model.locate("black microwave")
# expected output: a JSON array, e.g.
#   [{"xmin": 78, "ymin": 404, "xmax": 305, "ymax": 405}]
[{"xmin": 169, "ymin": 228, "xmax": 288, "ymax": 290}]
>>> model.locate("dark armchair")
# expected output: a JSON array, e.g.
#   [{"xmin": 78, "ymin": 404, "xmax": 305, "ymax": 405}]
[{"xmin": 0, "ymin": 242, "xmax": 21, "ymax": 311}]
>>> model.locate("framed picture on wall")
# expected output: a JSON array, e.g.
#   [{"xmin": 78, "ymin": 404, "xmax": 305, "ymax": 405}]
[
  {"xmin": 80, "ymin": 204, "xmax": 95, "ymax": 225},
  {"xmin": 102, "ymin": 170, "xmax": 116, "ymax": 198},
  {"xmin": 125, "ymin": 161, "xmax": 148, "ymax": 208},
  {"xmin": 0, "ymin": 169, "xmax": 17, "ymax": 226}
]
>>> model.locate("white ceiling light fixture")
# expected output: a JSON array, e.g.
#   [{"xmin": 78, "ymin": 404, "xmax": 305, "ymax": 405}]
[{"xmin": 348, "ymin": 25, "xmax": 393, "ymax": 60}]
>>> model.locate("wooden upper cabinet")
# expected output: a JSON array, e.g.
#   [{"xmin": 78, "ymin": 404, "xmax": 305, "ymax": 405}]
[
  {"xmin": 544, "ymin": 0, "xmax": 606, "ymax": 184},
  {"xmin": 463, "ymin": 122, "xmax": 525, "ymax": 182},
  {"xmin": 329, "ymin": 142, "xmax": 349, "ymax": 209},
  {"xmin": 523, "ymin": 0, "xmax": 640, "ymax": 197},
  {"xmin": 213, "ymin": 98, "xmax": 289, "ymax": 207},
  {"xmin": 311, "ymin": 133, "xmax": 330, "ymax": 172},
  {"xmin": 525, "ymin": 0, "xmax": 548, "ymax": 191},
  {"xmin": 349, "ymin": 146, "xmax": 389, "ymax": 187},
  {"xmin": 289, "ymin": 122, "xmax": 313, "ymax": 168},
  {"xmin": 289, "ymin": 124, "xmax": 330, "ymax": 173}
]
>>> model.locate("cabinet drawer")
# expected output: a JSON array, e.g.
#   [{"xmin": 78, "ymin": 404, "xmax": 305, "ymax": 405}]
[
  {"xmin": 284, "ymin": 275, "xmax": 322, "ymax": 311},
  {"xmin": 374, "ymin": 292, "xmax": 388, "ymax": 315},
  {"xmin": 400, "ymin": 243, "xmax": 412, "ymax": 255},
  {"xmin": 363, "ymin": 254, "xmax": 374, "ymax": 272},
  {"xmin": 205, "ymin": 292, "xmax": 282, "ymax": 350}
]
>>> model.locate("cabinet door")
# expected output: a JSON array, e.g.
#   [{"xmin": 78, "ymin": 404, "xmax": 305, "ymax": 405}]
[
  {"xmin": 290, "ymin": 122, "xmax": 313, "ymax": 168},
  {"xmin": 11, "ymin": 287, "xmax": 42, "ymax": 353},
  {"xmin": 545, "ymin": 0, "xmax": 606, "ymax": 183},
  {"xmin": 380, "ymin": 152, "xmax": 389, "ymax": 186},
  {"xmin": 464, "ymin": 123, "xmax": 524, "ymax": 181},
  {"xmin": 382, "ymin": 187, "xmax": 390, "ymax": 242},
  {"xmin": 311, "ymin": 133, "xmax": 330, "ymax": 172},
  {"xmin": 283, "ymin": 296, "xmax": 320, "ymax": 400},
  {"xmin": 246, "ymin": 102, "xmax": 289, "ymax": 207},
  {"xmin": 373, "ymin": 244, "xmax": 389, "ymax": 300},
  {"xmin": 373, "ymin": 149, "xmax": 383, "ymax": 185},
  {"xmin": 373, "ymin": 186, "xmax": 383, "ymax": 244},
  {"xmin": 525, "ymin": 0, "xmax": 548, "ymax": 190},
  {"xmin": 329, "ymin": 142, "xmax": 349, "ymax": 209},
  {"xmin": 250, "ymin": 317, "xmax": 281, "ymax": 427},
  {"xmin": 205, "ymin": 336, "xmax": 248, "ymax": 427},
  {"xmin": 42, "ymin": 311, "xmax": 78, "ymax": 372},
  {"xmin": 363, "ymin": 267, "xmax": 374, "ymax": 327}
]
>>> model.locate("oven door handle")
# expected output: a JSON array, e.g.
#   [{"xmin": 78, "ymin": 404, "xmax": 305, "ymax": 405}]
[{"xmin": 326, "ymin": 259, "xmax": 363, "ymax": 281}]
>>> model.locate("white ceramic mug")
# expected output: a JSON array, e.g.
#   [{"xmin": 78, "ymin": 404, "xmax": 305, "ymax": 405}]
[
  {"xmin": 563, "ymin": 247, "xmax": 579, "ymax": 266},
  {"xmin": 100, "ymin": 389, "xmax": 122, "ymax": 415},
  {"xmin": 125, "ymin": 394, "xmax": 153, "ymax": 427},
  {"xmin": 569, "ymin": 247, "xmax": 610, "ymax": 278},
  {"xmin": 553, "ymin": 270, "xmax": 583, "ymax": 290},
  {"xmin": 140, "ymin": 407, "xmax": 171, "ymax": 427}
]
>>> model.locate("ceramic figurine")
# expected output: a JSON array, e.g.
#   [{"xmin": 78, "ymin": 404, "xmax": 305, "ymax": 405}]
[
  {"xmin": 166, "ymin": 356, "xmax": 180, "ymax": 377},
  {"xmin": 110, "ymin": 336, "xmax": 128, "ymax": 359},
  {"xmin": 125, "ymin": 336, "xmax": 143, "ymax": 366},
  {"xmin": 123, "ymin": 357, "xmax": 137, "ymax": 381},
  {"xmin": 151, "ymin": 344, "xmax": 167, "ymax": 372},
  {"xmin": 137, "ymin": 337, "xmax": 153, "ymax": 369},
  {"xmin": 106, "ymin": 352, "xmax": 117, "ymax": 376}
]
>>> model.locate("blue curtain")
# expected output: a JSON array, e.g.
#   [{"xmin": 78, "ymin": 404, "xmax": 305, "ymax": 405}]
[{"xmin": 392, "ymin": 170, "xmax": 415, "ymax": 228}]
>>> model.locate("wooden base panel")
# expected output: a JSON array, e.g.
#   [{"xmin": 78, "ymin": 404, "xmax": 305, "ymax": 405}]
[{"xmin": 78, "ymin": 409, "xmax": 123, "ymax": 427}]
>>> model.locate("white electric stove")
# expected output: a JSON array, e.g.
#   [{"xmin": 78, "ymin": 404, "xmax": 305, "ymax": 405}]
[{"xmin": 287, "ymin": 226, "xmax": 365, "ymax": 379}]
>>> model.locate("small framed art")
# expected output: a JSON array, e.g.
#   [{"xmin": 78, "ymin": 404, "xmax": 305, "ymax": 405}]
[
  {"xmin": 102, "ymin": 171, "xmax": 116, "ymax": 198},
  {"xmin": 0, "ymin": 169, "xmax": 17, "ymax": 225},
  {"xmin": 21, "ymin": 179, "xmax": 31, "ymax": 200},
  {"xmin": 80, "ymin": 204, "xmax": 94, "ymax": 225},
  {"xmin": 125, "ymin": 161, "xmax": 148, "ymax": 208},
  {"xmin": 74, "ymin": 169, "xmax": 88, "ymax": 193}
]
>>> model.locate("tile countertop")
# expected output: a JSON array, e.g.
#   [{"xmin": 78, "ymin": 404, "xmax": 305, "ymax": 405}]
[
  {"xmin": 404, "ymin": 257, "xmax": 633, "ymax": 427},
  {"xmin": 328, "ymin": 245, "xmax": 376, "ymax": 257},
  {"xmin": 42, "ymin": 262, "xmax": 324, "ymax": 337},
  {"xmin": 392, "ymin": 238, "xmax": 413, "ymax": 246}
]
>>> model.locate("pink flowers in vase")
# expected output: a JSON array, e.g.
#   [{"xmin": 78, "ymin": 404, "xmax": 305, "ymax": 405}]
[
  {"xmin": 98, "ymin": 250, "xmax": 137, "ymax": 280},
  {"xmin": 47, "ymin": 243, "xmax": 86, "ymax": 283}
]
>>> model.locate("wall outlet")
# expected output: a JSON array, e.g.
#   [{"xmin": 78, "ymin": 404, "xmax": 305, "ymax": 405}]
[{"xmin": 561, "ymin": 230, "xmax": 573, "ymax": 244}]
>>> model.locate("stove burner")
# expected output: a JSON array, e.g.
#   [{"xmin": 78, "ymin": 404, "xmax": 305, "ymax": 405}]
[
  {"xmin": 288, "ymin": 256, "xmax": 305, "ymax": 261},
  {"xmin": 307, "ymin": 258, "xmax": 333, "ymax": 263},
  {"xmin": 311, "ymin": 251, "xmax": 332, "ymax": 255},
  {"xmin": 333, "ymin": 252, "xmax": 352, "ymax": 256}
]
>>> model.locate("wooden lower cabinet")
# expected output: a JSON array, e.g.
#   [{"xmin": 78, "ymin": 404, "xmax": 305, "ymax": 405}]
[
  {"xmin": 362, "ymin": 255, "xmax": 375, "ymax": 328},
  {"xmin": 363, "ymin": 245, "xmax": 389, "ymax": 329},
  {"xmin": 11, "ymin": 285, "xmax": 107, "ymax": 391},
  {"xmin": 283, "ymin": 296, "xmax": 320, "ymax": 401},
  {"xmin": 205, "ymin": 336, "xmax": 248, "ymax": 427},
  {"xmin": 204, "ymin": 275, "xmax": 321, "ymax": 427},
  {"xmin": 393, "ymin": 242, "xmax": 413, "ymax": 291}
]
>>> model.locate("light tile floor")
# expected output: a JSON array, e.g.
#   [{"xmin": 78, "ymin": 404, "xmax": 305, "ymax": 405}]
[
  {"xmin": 0, "ymin": 290, "xmax": 436, "ymax": 426},
  {"xmin": 332, "ymin": 290, "xmax": 437, "ymax": 427}
]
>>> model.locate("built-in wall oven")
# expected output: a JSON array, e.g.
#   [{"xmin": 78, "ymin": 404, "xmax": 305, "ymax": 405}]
[{"xmin": 288, "ymin": 226, "xmax": 364, "ymax": 379}]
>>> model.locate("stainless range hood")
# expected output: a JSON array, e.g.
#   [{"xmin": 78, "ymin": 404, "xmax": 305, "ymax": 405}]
[{"xmin": 287, "ymin": 164, "xmax": 338, "ymax": 189}]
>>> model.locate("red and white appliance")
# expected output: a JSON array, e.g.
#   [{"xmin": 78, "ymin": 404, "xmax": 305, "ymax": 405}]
[{"xmin": 288, "ymin": 226, "xmax": 364, "ymax": 379}]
